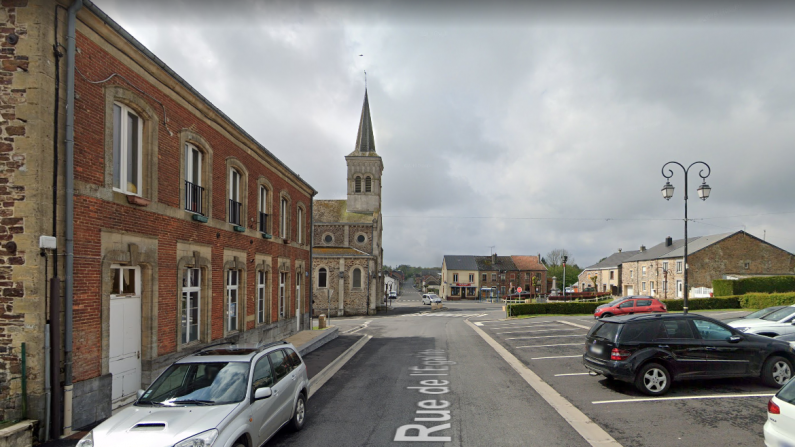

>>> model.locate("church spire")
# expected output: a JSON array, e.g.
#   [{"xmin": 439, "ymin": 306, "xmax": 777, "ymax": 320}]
[{"xmin": 353, "ymin": 89, "xmax": 376, "ymax": 154}]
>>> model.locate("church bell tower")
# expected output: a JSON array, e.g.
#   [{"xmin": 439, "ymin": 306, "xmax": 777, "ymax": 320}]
[{"xmin": 346, "ymin": 89, "xmax": 383, "ymax": 214}]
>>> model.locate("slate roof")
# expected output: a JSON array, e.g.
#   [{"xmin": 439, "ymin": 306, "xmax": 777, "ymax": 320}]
[
  {"xmin": 622, "ymin": 232, "xmax": 742, "ymax": 263},
  {"xmin": 511, "ymin": 255, "xmax": 547, "ymax": 271},
  {"xmin": 313, "ymin": 200, "xmax": 376, "ymax": 223},
  {"xmin": 583, "ymin": 250, "xmax": 641, "ymax": 271},
  {"xmin": 313, "ymin": 247, "xmax": 370, "ymax": 256},
  {"xmin": 474, "ymin": 256, "xmax": 517, "ymax": 271},
  {"xmin": 443, "ymin": 255, "xmax": 478, "ymax": 271},
  {"xmin": 349, "ymin": 89, "xmax": 378, "ymax": 156}
]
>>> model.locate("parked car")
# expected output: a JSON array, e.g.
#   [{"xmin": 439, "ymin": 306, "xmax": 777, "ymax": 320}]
[
  {"xmin": 765, "ymin": 371, "xmax": 795, "ymax": 446},
  {"xmin": 733, "ymin": 305, "xmax": 789, "ymax": 322},
  {"xmin": 76, "ymin": 341, "xmax": 309, "ymax": 447},
  {"xmin": 422, "ymin": 294, "xmax": 441, "ymax": 305},
  {"xmin": 593, "ymin": 296, "xmax": 667, "ymax": 319},
  {"xmin": 728, "ymin": 305, "xmax": 795, "ymax": 337},
  {"xmin": 776, "ymin": 333, "xmax": 795, "ymax": 349},
  {"xmin": 388, "ymin": 290, "xmax": 398, "ymax": 299},
  {"xmin": 582, "ymin": 313, "xmax": 795, "ymax": 396}
]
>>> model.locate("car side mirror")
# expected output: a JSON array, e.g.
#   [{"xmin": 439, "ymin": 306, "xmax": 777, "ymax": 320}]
[
  {"xmin": 254, "ymin": 387, "xmax": 273, "ymax": 400},
  {"xmin": 728, "ymin": 335, "xmax": 742, "ymax": 343}
]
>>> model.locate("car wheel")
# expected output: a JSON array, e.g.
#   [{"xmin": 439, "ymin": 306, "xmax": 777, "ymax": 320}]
[
  {"xmin": 635, "ymin": 362, "xmax": 671, "ymax": 396},
  {"xmin": 290, "ymin": 393, "xmax": 306, "ymax": 431},
  {"xmin": 761, "ymin": 356, "xmax": 793, "ymax": 388},
  {"xmin": 601, "ymin": 313, "xmax": 613, "ymax": 318}
]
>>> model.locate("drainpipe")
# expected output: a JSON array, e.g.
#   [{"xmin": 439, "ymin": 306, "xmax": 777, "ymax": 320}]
[
  {"xmin": 63, "ymin": 0, "xmax": 83, "ymax": 436},
  {"xmin": 309, "ymin": 194, "xmax": 315, "ymax": 327}
]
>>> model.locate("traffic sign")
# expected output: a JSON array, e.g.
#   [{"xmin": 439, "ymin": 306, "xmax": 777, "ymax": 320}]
[{"xmin": 517, "ymin": 287, "xmax": 522, "ymax": 293}]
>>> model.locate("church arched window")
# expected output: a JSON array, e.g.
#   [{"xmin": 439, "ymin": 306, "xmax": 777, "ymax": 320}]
[
  {"xmin": 354, "ymin": 176, "xmax": 362, "ymax": 193},
  {"xmin": 365, "ymin": 176, "xmax": 372, "ymax": 193},
  {"xmin": 353, "ymin": 268, "xmax": 362, "ymax": 288}
]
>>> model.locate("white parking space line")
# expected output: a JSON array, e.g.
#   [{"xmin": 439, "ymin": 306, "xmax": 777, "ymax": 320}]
[
  {"xmin": 558, "ymin": 321, "xmax": 593, "ymax": 330},
  {"xmin": 506, "ymin": 334, "xmax": 586, "ymax": 340},
  {"xmin": 592, "ymin": 393, "xmax": 775, "ymax": 405},
  {"xmin": 495, "ymin": 327, "xmax": 575, "ymax": 334},
  {"xmin": 555, "ymin": 373, "xmax": 591, "ymax": 377},
  {"xmin": 516, "ymin": 343, "xmax": 583, "ymax": 348},
  {"xmin": 487, "ymin": 323, "xmax": 565, "ymax": 331},
  {"xmin": 531, "ymin": 355, "xmax": 583, "ymax": 360},
  {"xmin": 465, "ymin": 320, "xmax": 621, "ymax": 447},
  {"xmin": 474, "ymin": 322, "xmax": 484, "ymax": 326},
  {"xmin": 482, "ymin": 320, "xmax": 560, "ymax": 326}
]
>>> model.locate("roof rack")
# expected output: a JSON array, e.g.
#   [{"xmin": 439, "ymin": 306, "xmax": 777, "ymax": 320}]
[{"xmin": 256, "ymin": 341, "xmax": 289, "ymax": 352}]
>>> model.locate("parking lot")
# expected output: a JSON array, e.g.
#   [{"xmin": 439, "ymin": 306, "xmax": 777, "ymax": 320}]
[{"xmin": 471, "ymin": 311, "xmax": 773, "ymax": 447}]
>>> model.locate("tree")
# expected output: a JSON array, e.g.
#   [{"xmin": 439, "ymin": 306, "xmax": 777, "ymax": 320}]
[
  {"xmin": 545, "ymin": 249, "xmax": 575, "ymax": 267},
  {"xmin": 590, "ymin": 275, "xmax": 598, "ymax": 297},
  {"xmin": 547, "ymin": 264, "xmax": 582, "ymax": 291}
]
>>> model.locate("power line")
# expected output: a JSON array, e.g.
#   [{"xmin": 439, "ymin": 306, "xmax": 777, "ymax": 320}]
[{"xmin": 382, "ymin": 210, "xmax": 795, "ymax": 222}]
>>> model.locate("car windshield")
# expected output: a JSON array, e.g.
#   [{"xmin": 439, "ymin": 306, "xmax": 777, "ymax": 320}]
[
  {"xmin": 743, "ymin": 306, "xmax": 785, "ymax": 320},
  {"xmin": 588, "ymin": 321, "xmax": 620, "ymax": 342},
  {"xmin": 138, "ymin": 361, "xmax": 249, "ymax": 406},
  {"xmin": 761, "ymin": 307, "xmax": 795, "ymax": 322},
  {"xmin": 777, "ymin": 378, "xmax": 795, "ymax": 405}
]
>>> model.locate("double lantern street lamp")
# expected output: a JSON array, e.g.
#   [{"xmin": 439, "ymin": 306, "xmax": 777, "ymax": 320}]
[{"xmin": 661, "ymin": 161, "xmax": 711, "ymax": 315}]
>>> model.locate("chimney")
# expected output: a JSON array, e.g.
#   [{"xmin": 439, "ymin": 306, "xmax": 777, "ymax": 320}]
[
  {"xmin": 492, "ymin": 253, "xmax": 497, "ymax": 264},
  {"xmin": 640, "ymin": 245, "xmax": 646, "ymax": 252},
  {"xmin": 666, "ymin": 236, "xmax": 673, "ymax": 247}
]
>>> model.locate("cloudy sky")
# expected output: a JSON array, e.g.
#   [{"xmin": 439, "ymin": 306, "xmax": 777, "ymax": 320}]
[{"xmin": 93, "ymin": 0, "xmax": 795, "ymax": 268}]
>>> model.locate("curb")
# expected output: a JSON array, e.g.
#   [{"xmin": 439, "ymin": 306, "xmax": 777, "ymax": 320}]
[
  {"xmin": 296, "ymin": 327, "xmax": 339, "ymax": 357},
  {"xmin": 308, "ymin": 335, "xmax": 372, "ymax": 399}
]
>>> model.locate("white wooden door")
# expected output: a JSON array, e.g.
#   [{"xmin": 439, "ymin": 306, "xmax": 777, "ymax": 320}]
[
  {"xmin": 109, "ymin": 295, "xmax": 141, "ymax": 408},
  {"xmin": 677, "ymin": 280, "xmax": 684, "ymax": 298},
  {"xmin": 626, "ymin": 286, "xmax": 634, "ymax": 296}
]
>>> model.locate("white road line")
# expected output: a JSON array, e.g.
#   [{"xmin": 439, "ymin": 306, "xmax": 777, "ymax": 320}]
[
  {"xmin": 555, "ymin": 373, "xmax": 592, "ymax": 377},
  {"xmin": 465, "ymin": 320, "xmax": 621, "ymax": 447},
  {"xmin": 487, "ymin": 324, "xmax": 563, "ymax": 330},
  {"xmin": 496, "ymin": 328, "xmax": 580, "ymax": 335},
  {"xmin": 308, "ymin": 335, "xmax": 372, "ymax": 399},
  {"xmin": 506, "ymin": 334, "xmax": 586, "ymax": 340},
  {"xmin": 474, "ymin": 322, "xmax": 484, "ymax": 326},
  {"xmin": 592, "ymin": 393, "xmax": 775, "ymax": 405},
  {"xmin": 558, "ymin": 320, "xmax": 593, "ymax": 330},
  {"xmin": 516, "ymin": 343, "xmax": 583, "ymax": 348},
  {"xmin": 481, "ymin": 320, "xmax": 557, "ymax": 326},
  {"xmin": 531, "ymin": 355, "xmax": 583, "ymax": 360}
]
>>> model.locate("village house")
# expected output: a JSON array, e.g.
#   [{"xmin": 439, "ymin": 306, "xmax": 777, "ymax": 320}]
[
  {"xmin": 578, "ymin": 249, "xmax": 640, "ymax": 295},
  {"xmin": 0, "ymin": 0, "xmax": 315, "ymax": 438}
]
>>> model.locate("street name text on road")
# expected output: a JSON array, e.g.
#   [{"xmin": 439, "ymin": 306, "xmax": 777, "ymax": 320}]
[{"xmin": 394, "ymin": 349, "xmax": 455, "ymax": 442}]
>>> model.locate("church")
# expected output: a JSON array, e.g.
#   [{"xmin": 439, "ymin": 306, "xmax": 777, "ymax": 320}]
[{"xmin": 312, "ymin": 90, "xmax": 384, "ymax": 316}]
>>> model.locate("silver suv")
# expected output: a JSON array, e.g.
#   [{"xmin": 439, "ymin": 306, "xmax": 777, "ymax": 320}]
[{"xmin": 77, "ymin": 341, "xmax": 309, "ymax": 447}]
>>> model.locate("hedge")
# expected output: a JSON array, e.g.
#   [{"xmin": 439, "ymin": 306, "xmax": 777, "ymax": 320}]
[
  {"xmin": 507, "ymin": 293, "xmax": 795, "ymax": 317},
  {"xmin": 713, "ymin": 276, "xmax": 795, "ymax": 297}
]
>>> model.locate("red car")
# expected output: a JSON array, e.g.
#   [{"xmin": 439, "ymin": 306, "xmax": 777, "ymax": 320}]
[{"xmin": 593, "ymin": 296, "xmax": 667, "ymax": 319}]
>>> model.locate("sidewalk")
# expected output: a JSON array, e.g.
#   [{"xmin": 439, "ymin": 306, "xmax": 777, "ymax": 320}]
[{"xmin": 37, "ymin": 327, "xmax": 342, "ymax": 446}]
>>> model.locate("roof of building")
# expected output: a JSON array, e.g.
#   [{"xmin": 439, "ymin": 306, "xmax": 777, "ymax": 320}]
[
  {"xmin": 313, "ymin": 200, "xmax": 376, "ymax": 223},
  {"xmin": 582, "ymin": 250, "xmax": 642, "ymax": 271},
  {"xmin": 349, "ymin": 89, "xmax": 378, "ymax": 157},
  {"xmin": 313, "ymin": 247, "xmax": 371, "ymax": 256},
  {"xmin": 660, "ymin": 232, "xmax": 736, "ymax": 259},
  {"xmin": 511, "ymin": 255, "xmax": 547, "ymax": 271},
  {"xmin": 474, "ymin": 256, "xmax": 517, "ymax": 271},
  {"xmin": 443, "ymin": 255, "xmax": 479, "ymax": 271}
]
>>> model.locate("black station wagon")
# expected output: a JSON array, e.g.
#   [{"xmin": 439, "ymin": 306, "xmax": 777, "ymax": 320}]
[{"xmin": 582, "ymin": 313, "xmax": 795, "ymax": 396}]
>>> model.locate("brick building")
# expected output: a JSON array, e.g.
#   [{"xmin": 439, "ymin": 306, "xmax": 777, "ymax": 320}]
[
  {"xmin": 441, "ymin": 254, "xmax": 547, "ymax": 299},
  {"xmin": 312, "ymin": 90, "xmax": 383, "ymax": 316},
  {"xmin": 0, "ymin": 0, "xmax": 315, "ymax": 438},
  {"xmin": 619, "ymin": 232, "xmax": 795, "ymax": 299},
  {"xmin": 578, "ymin": 249, "xmax": 640, "ymax": 295}
]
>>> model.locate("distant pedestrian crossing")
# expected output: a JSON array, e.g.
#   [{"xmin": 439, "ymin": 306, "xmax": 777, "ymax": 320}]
[{"xmin": 403, "ymin": 312, "xmax": 489, "ymax": 318}]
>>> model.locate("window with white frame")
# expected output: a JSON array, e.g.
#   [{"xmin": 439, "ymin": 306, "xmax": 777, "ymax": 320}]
[
  {"xmin": 184, "ymin": 143, "xmax": 203, "ymax": 214},
  {"xmin": 258, "ymin": 186, "xmax": 269, "ymax": 234},
  {"xmin": 181, "ymin": 268, "xmax": 200, "ymax": 344},
  {"xmin": 676, "ymin": 261, "xmax": 683, "ymax": 273},
  {"xmin": 662, "ymin": 261, "xmax": 669, "ymax": 272},
  {"xmin": 469, "ymin": 274, "xmax": 474, "ymax": 282},
  {"xmin": 229, "ymin": 169, "xmax": 241, "ymax": 225},
  {"xmin": 492, "ymin": 273, "xmax": 496, "ymax": 281},
  {"xmin": 110, "ymin": 265, "xmax": 140, "ymax": 297},
  {"xmin": 453, "ymin": 273, "xmax": 458, "ymax": 282},
  {"xmin": 112, "ymin": 103, "xmax": 143, "ymax": 195},
  {"xmin": 353, "ymin": 268, "xmax": 362, "ymax": 288},
  {"xmin": 226, "ymin": 270, "xmax": 239, "ymax": 332},
  {"xmin": 642, "ymin": 266, "xmax": 646, "ymax": 276},
  {"xmin": 257, "ymin": 270, "xmax": 267, "ymax": 324},
  {"xmin": 642, "ymin": 281, "xmax": 646, "ymax": 292},
  {"xmin": 630, "ymin": 269, "xmax": 634, "ymax": 279},
  {"xmin": 279, "ymin": 272, "xmax": 287, "ymax": 318},
  {"xmin": 280, "ymin": 197, "xmax": 289, "ymax": 239}
]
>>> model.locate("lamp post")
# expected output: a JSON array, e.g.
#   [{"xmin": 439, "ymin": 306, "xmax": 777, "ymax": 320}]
[
  {"xmin": 661, "ymin": 161, "xmax": 711, "ymax": 315},
  {"xmin": 562, "ymin": 256, "xmax": 568, "ymax": 298}
]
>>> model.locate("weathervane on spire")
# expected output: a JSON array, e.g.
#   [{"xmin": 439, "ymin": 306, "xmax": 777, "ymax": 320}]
[{"xmin": 364, "ymin": 69, "xmax": 367, "ymax": 89}]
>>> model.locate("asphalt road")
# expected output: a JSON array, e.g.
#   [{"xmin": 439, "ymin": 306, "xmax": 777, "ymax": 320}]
[{"xmin": 269, "ymin": 284, "xmax": 590, "ymax": 446}]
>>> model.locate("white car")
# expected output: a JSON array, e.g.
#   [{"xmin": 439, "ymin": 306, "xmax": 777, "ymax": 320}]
[
  {"xmin": 765, "ymin": 375, "xmax": 795, "ymax": 447},
  {"xmin": 729, "ymin": 305, "xmax": 795, "ymax": 337},
  {"xmin": 77, "ymin": 341, "xmax": 308, "ymax": 447},
  {"xmin": 388, "ymin": 291, "xmax": 398, "ymax": 299},
  {"xmin": 422, "ymin": 294, "xmax": 442, "ymax": 305}
]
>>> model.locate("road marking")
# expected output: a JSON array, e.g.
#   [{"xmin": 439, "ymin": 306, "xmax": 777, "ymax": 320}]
[
  {"xmin": 465, "ymin": 319, "xmax": 621, "ymax": 447},
  {"xmin": 592, "ymin": 393, "xmax": 775, "ymax": 405},
  {"xmin": 506, "ymin": 334, "xmax": 586, "ymax": 340},
  {"xmin": 558, "ymin": 320, "xmax": 593, "ymax": 330},
  {"xmin": 496, "ymin": 328, "xmax": 580, "ymax": 335},
  {"xmin": 555, "ymin": 373, "xmax": 592, "ymax": 377},
  {"xmin": 474, "ymin": 322, "xmax": 484, "ymax": 326},
  {"xmin": 308, "ymin": 335, "xmax": 372, "ymax": 399},
  {"xmin": 516, "ymin": 343, "xmax": 583, "ymax": 348},
  {"xmin": 530, "ymin": 355, "xmax": 583, "ymax": 360},
  {"xmin": 343, "ymin": 320, "xmax": 372, "ymax": 334}
]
